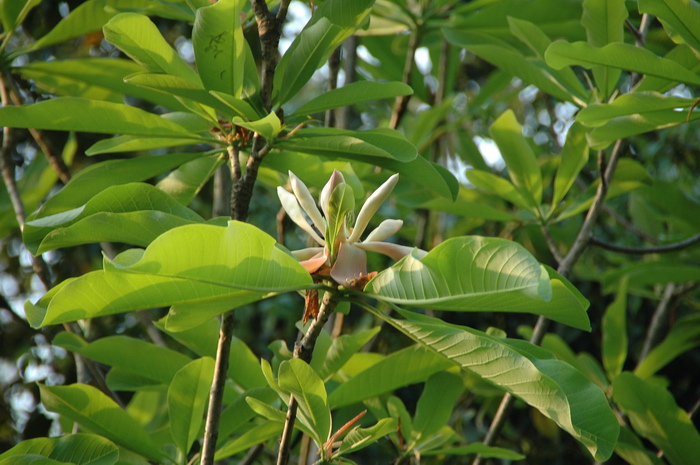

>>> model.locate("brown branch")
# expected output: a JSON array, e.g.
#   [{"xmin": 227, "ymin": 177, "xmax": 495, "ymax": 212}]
[
  {"xmin": 325, "ymin": 46, "xmax": 342, "ymax": 127},
  {"xmin": 390, "ymin": 31, "xmax": 420, "ymax": 129},
  {"xmin": 590, "ymin": 233, "xmax": 700, "ymax": 255},
  {"xmin": 472, "ymin": 141, "xmax": 626, "ymax": 465},
  {"xmin": 336, "ymin": 36, "xmax": 358, "ymax": 130},
  {"xmin": 277, "ymin": 290, "xmax": 339, "ymax": 465}
]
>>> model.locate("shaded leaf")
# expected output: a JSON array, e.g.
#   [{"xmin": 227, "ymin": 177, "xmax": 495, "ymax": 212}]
[
  {"xmin": 639, "ymin": 0, "xmax": 700, "ymax": 53},
  {"xmin": 602, "ymin": 277, "xmax": 628, "ymax": 380},
  {"xmin": 334, "ymin": 418, "xmax": 398, "ymax": 457},
  {"xmin": 289, "ymin": 81, "xmax": 413, "ymax": 117},
  {"xmin": 422, "ymin": 443, "xmax": 524, "ymax": 460},
  {"xmin": 278, "ymin": 359, "xmax": 331, "ymax": 444},
  {"xmin": 550, "ymin": 122, "xmax": 589, "ymax": 214},
  {"xmin": 635, "ymin": 314, "xmax": 700, "ymax": 379},
  {"xmin": 213, "ymin": 422, "xmax": 283, "ymax": 460},
  {"xmin": 581, "ymin": 0, "xmax": 627, "ymax": 97},
  {"xmin": 413, "ymin": 372, "xmax": 464, "ymax": 441},
  {"xmin": 0, "ymin": 434, "xmax": 118, "ymax": 465}
]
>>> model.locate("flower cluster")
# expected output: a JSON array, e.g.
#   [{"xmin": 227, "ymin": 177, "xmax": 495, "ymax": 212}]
[{"xmin": 277, "ymin": 170, "xmax": 423, "ymax": 287}]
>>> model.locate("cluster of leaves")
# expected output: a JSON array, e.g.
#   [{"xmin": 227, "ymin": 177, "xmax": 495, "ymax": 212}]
[{"xmin": 0, "ymin": 0, "xmax": 698, "ymax": 465}]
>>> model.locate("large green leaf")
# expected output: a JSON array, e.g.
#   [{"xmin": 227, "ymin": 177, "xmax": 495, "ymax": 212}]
[
  {"xmin": 634, "ymin": 314, "xmax": 700, "ymax": 379},
  {"xmin": 328, "ymin": 345, "xmax": 453, "ymax": 408},
  {"xmin": 489, "ymin": 110, "xmax": 543, "ymax": 208},
  {"xmin": 380, "ymin": 309, "xmax": 619, "ymax": 461},
  {"xmin": 0, "ymin": 98, "xmax": 203, "ymax": 138},
  {"xmin": 581, "ymin": 0, "xmax": 627, "ymax": 97},
  {"xmin": 25, "ymin": 221, "xmax": 312, "ymax": 328},
  {"xmin": 278, "ymin": 359, "xmax": 332, "ymax": 445},
  {"xmin": 545, "ymin": 41, "xmax": 700, "ymax": 86},
  {"xmin": 365, "ymin": 237, "xmax": 591, "ymax": 330},
  {"xmin": 103, "ymin": 13, "xmax": 201, "ymax": 86},
  {"xmin": 613, "ymin": 372, "xmax": 700, "ymax": 465},
  {"xmin": 192, "ymin": 0, "xmax": 244, "ymax": 97},
  {"xmin": 39, "ymin": 384, "xmax": 164, "ymax": 461},
  {"xmin": 289, "ymin": 81, "xmax": 413, "ymax": 117},
  {"xmin": 0, "ymin": 434, "xmax": 118, "ymax": 465},
  {"xmin": 168, "ymin": 357, "xmax": 215, "ymax": 456},
  {"xmin": 639, "ymin": 0, "xmax": 700, "ymax": 53},
  {"xmin": 23, "ymin": 183, "xmax": 204, "ymax": 254}
]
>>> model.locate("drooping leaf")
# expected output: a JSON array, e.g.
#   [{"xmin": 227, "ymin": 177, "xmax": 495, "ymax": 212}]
[
  {"xmin": 192, "ymin": 0, "xmax": 245, "ymax": 97},
  {"xmin": 0, "ymin": 433, "xmax": 119, "ymax": 465},
  {"xmin": 545, "ymin": 41, "xmax": 700, "ymax": 86},
  {"xmin": 366, "ymin": 237, "xmax": 591, "ymax": 330},
  {"xmin": 379, "ymin": 309, "xmax": 619, "ymax": 461},
  {"xmin": 413, "ymin": 372, "xmax": 464, "ymax": 441},
  {"xmin": 233, "ymin": 112, "xmax": 282, "ymax": 140},
  {"xmin": 312, "ymin": 327, "xmax": 380, "ymax": 381},
  {"xmin": 23, "ymin": 183, "xmax": 204, "ymax": 254},
  {"xmin": 168, "ymin": 357, "xmax": 215, "ymax": 456},
  {"xmin": 289, "ymin": 81, "xmax": 414, "ymax": 117},
  {"xmin": 39, "ymin": 384, "xmax": 164, "ymax": 461},
  {"xmin": 635, "ymin": 314, "xmax": 700, "ymax": 379},
  {"xmin": 213, "ymin": 422, "xmax": 284, "ymax": 460},
  {"xmin": 602, "ymin": 277, "xmax": 628, "ymax": 380},
  {"xmin": 278, "ymin": 359, "xmax": 332, "ymax": 444},
  {"xmin": 103, "ymin": 13, "xmax": 201, "ymax": 86},
  {"xmin": 613, "ymin": 372, "xmax": 700, "ymax": 465},
  {"xmin": 25, "ymin": 221, "xmax": 312, "ymax": 328},
  {"xmin": 489, "ymin": 110, "xmax": 543, "ymax": 208},
  {"xmin": 550, "ymin": 123, "xmax": 589, "ymax": 214},
  {"xmin": 328, "ymin": 345, "xmax": 453, "ymax": 408}
]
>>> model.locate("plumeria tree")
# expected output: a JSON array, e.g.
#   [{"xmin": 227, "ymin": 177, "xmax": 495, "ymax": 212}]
[{"xmin": 1, "ymin": 1, "xmax": 699, "ymax": 465}]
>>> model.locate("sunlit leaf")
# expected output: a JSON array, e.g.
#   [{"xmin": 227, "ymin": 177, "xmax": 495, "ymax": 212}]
[{"xmin": 639, "ymin": 0, "xmax": 700, "ymax": 53}]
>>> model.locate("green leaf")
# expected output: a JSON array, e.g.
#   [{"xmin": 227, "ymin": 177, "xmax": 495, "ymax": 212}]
[
  {"xmin": 103, "ymin": 13, "xmax": 201, "ymax": 86},
  {"xmin": 289, "ymin": 81, "xmax": 413, "ymax": 117},
  {"xmin": 26, "ymin": 221, "xmax": 312, "ymax": 328},
  {"xmin": 168, "ymin": 357, "xmax": 215, "ymax": 456},
  {"xmin": 550, "ymin": 122, "xmax": 589, "ymax": 213},
  {"xmin": 23, "ymin": 183, "xmax": 204, "ymax": 254},
  {"xmin": 209, "ymin": 91, "xmax": 261, "ymax": 121},
  {"xmin": 1, "ymin": 0, "xmax": 42, "ymax": 36},
  {"xmin": 577, "ymin": 92, "xmax": 697, "ymax": 127},
  {"xmin": 635, "ymin": 314, "xmax": 700, "ymax": 379},
  {"xmin": 21, "ymin": 0, "xmax": 110, "ymax": 52},
  {"xmin": 581, "ymin": 0, "xmax": 628, "ymax": 97},
  {"xmin": 602, "ymin": 277, "xmax": 628, "ymax": 380},
  {"xmin": 328, "ymin": 345, "xmax": 453, "ymax": 408},
  {"xmin": 366, "ymin": 237, "xmax": 591, "ymax": 330},
  {"xmin": 213, "ymin": 422, "xmax": 283, "ymax": 460},
  {"xmin": 0, "ymin": 434, "xmax": 119, "ymax": 465},
  {"xmin": 421, "ymin": 443, "xmax": 524, "ymax": 460},
  {"xmin": 77, "ymin": 336, "xmax": 192, "ymax": 387},
  {"xmin": 615, "ymin": 426, "xmax": 666, "ymax": 465},
  {"xmin": 0, "ymin": 98, "xmax": 202, "ymax": 138},
  {"xmin": 156, "ymin": 155, "xmax": 223, "ymax": 205},
  {"xmin": 192, "ymin": 0, "xmax": 244, "ymax": 97},
  {"xmin": 30, "ymin": 153, "xmax": 202, "ymax": 218},
  {"xmin": 18, "ymin": 58, "xmax": 190, "ymax": 110},
  {"xmin": 233, "ymin": 112, "xmax": 282, "ymax": 140},
  {"xmin": 413, "ymin": 372, "xmax": 464, "ymax": 441},
  {"xmin": 545, "ymin": 40, "xmax": 700, "ymax": 86},
  {"xmin": 489, "ymin": 110, "xmax": 543, "ymax": 208},
  {"xmin": 443, "ymin": 30, "xmax": 577, "ymax": 103},
  {"xmin": 334, "ymin": 418, "xmax": 398, "ymax": 457},
  {"xmin": 465, "ymin": 169, "xmax": 531, "ymax": 210},
  {"xmin": 313, "ymin": 327, "xmax": 380, "ymax": 381},
  {"xmin": 39, "ymin": 384, "xmax": 164, "ymax": 461},
  {"xmin": 381, "ymin": 309, "xmax": 619, "ymax": 461},
  {"xmin": 613, "ymin": 372, "xmax": 700, "ymax": 465},
  {"xmin": 639, "ymin": 0, "xmax": 700, "ymax": 53},
  {"xmin": 86, "ymin": 135, "xmax": 207, "ymax": 155},
  {"xmin": 278, "ymin": 359, "xmax": 331, "ymax": 444}
]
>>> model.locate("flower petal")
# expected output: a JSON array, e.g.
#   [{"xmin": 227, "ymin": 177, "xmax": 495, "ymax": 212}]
[
  {"xmin": 291, "ymin": 247, "xmax": 325, "ymax": 260},
  {"xmin": 299, "ymin": 254, "xmax": 329, "ymax": 274},
  {"xmin": 364, "ymin": 219, "xmax": 403, "ymax": 242},
  {"xmin": 289, "ymin": 171, "xmax": 326, "ymax": 233},
  {"xmin": 320, "ymin": 170, "xmax": 345, "ymax": 220},
  {"xmin": 357, "ymin": 241, "xmax": 426, "ymax": 261},
  {"xmin": 330, "ymin": 242, "xmax": 367, "ymax": 285},
  {"xmin": 277, "ymin": 186, "xmax": 325, "ymax": 246},
  {"xmin": 347, "ymin": 173, "xmax": 399, "ymax": 243}
]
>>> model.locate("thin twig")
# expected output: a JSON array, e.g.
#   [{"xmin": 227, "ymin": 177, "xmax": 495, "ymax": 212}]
[
  {"xmin": 541, "ymin": 224, "xmax": 564, "ymax": 265},
  {"xmin": 277, "ymin": 291, "xmax": 339, "ymax": 465},
  {"xmin": 590, "ymin": 233, "xmax": 700, "ymax": 255},
  {"xmin": 472, "ymin": 141, "xmax": 626, "ymax": 465},
  {"xmin": 390, "ymin": 30, "xmax": 420, "ymax": 129}
]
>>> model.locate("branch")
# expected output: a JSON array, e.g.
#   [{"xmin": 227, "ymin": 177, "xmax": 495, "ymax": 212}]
[
  {"xmin": 390, "ymin": 30, "xmax": 420, "ymax": 129},
  {"xmin": 590, "ymin": 233, "xmax": 700, "ymax": 254},
  {"xmin": 325, "ymin": 46, "xmax": 342, "ymax": 127},
  {"xmin": 472, "ymin": 140, "xmax": 626, "ymax": 465},
  {"xmin": 277, "ymin": 291, "xmax": 339, "ymax": 465},
  {"xmin": 336, "ymin": 36, "xmax": 358, "ymax": 130}
]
